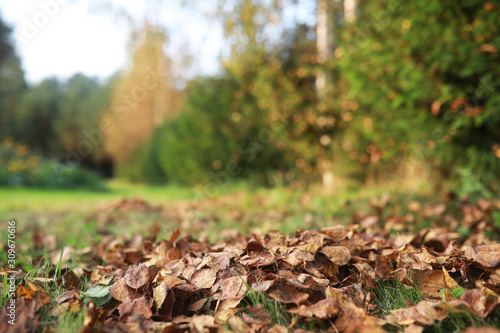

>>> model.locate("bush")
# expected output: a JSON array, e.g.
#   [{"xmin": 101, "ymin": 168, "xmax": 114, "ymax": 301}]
[
  {"xmin": 118, "ymin": 134, "xmax": 167, "ymax": 185},
  {"xmin": 0, "ymin": 138, "xmax": 105, "ymax": 190},
  {"xmin": 337, "ymin": 0, "xmax": 500, "ymax": 190},
  {"xmin": 117, "ymin": 76, "xmax": 289, "ymax": 187},
  {"xmin": 154, "ymin": 76, "xmax": 288, "ymax": 186}
]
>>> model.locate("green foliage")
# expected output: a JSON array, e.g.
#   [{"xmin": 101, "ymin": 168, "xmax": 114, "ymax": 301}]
[
  {"xmin": 117, "ymin": 134, "xmax": 167, "ymax": 184},
  {"xmin": 131, "ymin": 76, "xmax": 288, "ymax": 186},
  {"xmin": 157, "ymin": 76, "xmax": 240, "ymax": 185},
  {"xmin": 82, "ymin": 285, "xmax": 112, "ymax": 307},
  {"xmin": 338, "ymin": 0, "xmax": 500, "ymax": 189},
  {"xmin": 0, "ymin": 14, "xmax": 26, "ymax": 141},
  {"xmin": 15, "ymin": 78, "xmax": 62, "ymax": 156},
  {"xmin": 440, "ymin": 287, "xmax": 464, "ymax": 301},
  {"xmin": 0, "ymin": 139, "xmax": 105, "ymax": 190}
]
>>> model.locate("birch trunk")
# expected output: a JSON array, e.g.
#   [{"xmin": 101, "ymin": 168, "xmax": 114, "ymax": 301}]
[
  {"xmin": 316, "ymin": 0, "xmax": 335, "ymax": 190},
  {"xmin": 344, "ymin": 0, "xmax": 357, "ymax": 23}
]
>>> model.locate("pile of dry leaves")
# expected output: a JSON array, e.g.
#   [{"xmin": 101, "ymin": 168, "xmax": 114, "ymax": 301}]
[{"xmin": 2, "ymin": 197, "xmax": 500, "ymax": 332}]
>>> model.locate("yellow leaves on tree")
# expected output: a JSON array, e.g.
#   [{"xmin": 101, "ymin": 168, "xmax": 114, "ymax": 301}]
[{"xmin": 103, "ymin": 22, "xmax": 179, "ymax": 165}]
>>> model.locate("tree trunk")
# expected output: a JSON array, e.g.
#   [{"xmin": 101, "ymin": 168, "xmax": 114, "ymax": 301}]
[
  {"xmin": 316, "ymin": 0, "xmax": 333, "ymax": 99},
  {"xmin": 344, "ymin": 0, "xmax": 357, "ymax": 23},
  {"xmin": 316, "ymin": 0, "xmax": 334, "ymax": 190}
]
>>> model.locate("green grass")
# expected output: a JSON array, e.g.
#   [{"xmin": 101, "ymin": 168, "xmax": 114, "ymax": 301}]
[
  {"xmin": 55, "ymin": 310, "xmax": 86, "ymax": 332},
  {"xmin": 236, "ymin": 274, "xmax": 327, "ymax": 331},
  {"xmin": 0, "ymin": 248, "xmax": 90, "ymax": 332},
  {"xmin": 372, "ymin": 279, "xmax": 500, "ymax": 332},
  {"xmin": 0, "ymin": 179, "xmax": 199, "ymax": 212},
  {"xmin": 0, "ymin": 178, "xmax": 447, "ymax": 255},
  {"xmin": 242, "ymin": 290, "xmax": 292, "ymax": 327},
  {"xmin": 373, "ymin": 278, "xmax": 423, "ymax": 318}
]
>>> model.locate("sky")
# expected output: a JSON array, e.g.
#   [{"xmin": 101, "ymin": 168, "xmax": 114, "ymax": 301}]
[{"xmin": 0, "ymin": 0, "xmax": 225, "ymax": 84}]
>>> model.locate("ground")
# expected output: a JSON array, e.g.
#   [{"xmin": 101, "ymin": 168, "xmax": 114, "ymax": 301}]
[{"xmin": 0, "ymin": 182, "xmax": 499, "ymax": 332}]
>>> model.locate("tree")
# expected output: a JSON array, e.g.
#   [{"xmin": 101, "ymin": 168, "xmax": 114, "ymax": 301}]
[
  {"xmin": 337, "ymin": 0, "xmax": 500, "ymax": 192},
  {"xmin": 103, "ymin": 21, "xmax": 179, "ymax": 166},
  {"xmin": 56, "ymin": 73, "xmax": 113, "ymax": 167},
  {"xmin": 0, "ymin": 13, "xmax": 26, "ymax": 140},
  {"xmin": 15, "ymin": 78, "xmax": 61, "ymax": 156}
]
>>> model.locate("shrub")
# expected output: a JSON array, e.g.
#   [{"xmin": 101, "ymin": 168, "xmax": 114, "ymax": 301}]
[{"xmin": 0, "ymin": 138, "xmax": 105, "ymax": 190}]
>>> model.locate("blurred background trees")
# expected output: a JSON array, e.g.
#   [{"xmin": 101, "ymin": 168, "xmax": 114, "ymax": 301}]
[{"xmin": 0, "ymin": 0, "xmax": 498, "ymax": 195}]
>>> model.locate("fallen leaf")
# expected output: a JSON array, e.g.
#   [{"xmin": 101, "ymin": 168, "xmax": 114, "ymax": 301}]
[
  {"xmin": 221, "ymin": 275, "xmax": 248, "ymax": 299},
  {"xmin": 320, "ymin": 246, "xmax": 351, "ymax": 265},
  {"xmin": 268, "ymin": 279, "xmax": 309, "ymax": 305},
  {"xmin": 190, "ymin": 269, "xmax": 217, "ymax": 289},
  {"xmin": 109, "ymin": 278, "xmax": 133, "ymax": 303},
  {"xmin": 117, "ymin": 296, "xmax": 153, "ymax": 322},
  {"xmin": 124, "ymin": 263, "xmax": 151, "ymax": 289}
]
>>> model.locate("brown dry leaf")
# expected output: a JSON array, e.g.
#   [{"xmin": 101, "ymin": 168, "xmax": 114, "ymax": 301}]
[
  {"xmin": 13, "ymin": 196, "xmax": 500, "ymax": 332},
  {"xmin": 488, "ymin": 269, "xmax": 500, "ymax": 287},
  {"xmin": 188, "ymin": 298, "xmax": 207, "ymax": 312},
  {"xmin": 460, "ymin": 289, "xmax": 487, "ymax": 317},
  {"xmin": 375, "ymin": 255, "xmax": 394, "ymax": 279},
  {"xmin": 221, "ymin": 275, "xmax": 247, "ymax": 299},
  {"xmin": 241, "ymin": 312, "xmax": 265, "ymax": 325},
  {"xmin": 251, "ymin": 279, "xmax": 276, "ymax": 292},
  {"xmin": 249, "ymin": 304, "xmax": 271, "ymax": 323},
  {"xmin": 51, "ymin": 246, "xmax": 74, "ymax": 267},
  {"xmin": 297, "ymin": 233, "xmax": 327, "ymax": 254},
  {"xmin": 0, "ymin": 298, "xmax": 39, "ymax": 333},
  {"xmin": 296, "ymin": 273, "xmax": 329, "ymax": 289},
  {"xmin": 386, "ymin": 300, "xmax": 446, "ymax": 326},
  {"xmin": 123, "ymin": 248, "xmax": 144, "ymax": 264},
  {"xmin": 320, "ymin": 246, "xmax": 351, "ymax": 265},
  {"xmin": 290, "ymin": 299, "xmax": 341, "ymax": 319},
  {"xmin": 117, "ymin": 296, "xmax": 153, "ymax": 321},
  {"xmin": 90, "ymin": 265, "xmax": 113, "ymax": 282},
  {"xmin": 56, "ymin": 290, "xmax": 80, "ymax": 304},
  {"xmin": 216, "ymin": 307, "xmax": 241, "ymax": 322},
  {"xmin": 110, "ymin": 277, "xmax": 133, "ymax": 303},
  {"xmin": 190, "ymin": 269, "xmax": 218, "ymax": 289},
  {"xmin": 268, "ymin": 325, "xmax": 289, "ymax": 333},
  {"xmin": 190, "ymin": 314, "xmax": 216, "ymax": 332},
  {"xmin": 227, "ymin": 315, "xmax": 251, "ymax": 332},
  {"xmin": 334, "ymin": 302, "xmax": 380, "ymax": 331},
  {"xmin": 465, "ymin": 244, "xmax": 500, "ymax": 268},
  {"xmin": 82, "ymin": 302, "xmax": 98, "ymax": 333},
  {"xmin": 325, "ymin": 286, "xmax": 350, "ymax": 305},
  {"xmin": 158, "ymin": 289, "xmax": 175, "ymax": 320},
  {"xmin": 170, "ymin": 229, "xmax": 181, "ymax": 243},
  {"xmin": 50, "ymin": 299, "xmax": 82, "ymax": 316},
  {"xmin": 18, "ymin": 282, "xmax": 51, "ymax": 311},
  {"xmin": 361, "ymin": 215, "xmax": 379, "ymax": 228},
  {"xmin": 268, "ymin": 280, "xmax": 309, "ymax": 305},
  {"xmin": 208, "ymin": 253, "xmax": 231, "ymax": 270},
  {"xmin": 320, "ymin": 225, "xmax": 350, "ymax": 242},
  {"xmin": 62, "ymin": 271, "xmax": 81, "ymax": 290},
  {"xmin": 156, "ymin": 271, "xmax": 186, "ymax": 288},
  {"xmin": 357, "ymin": 328, "xmax": 388, "ymax": 333},
  {"xmin": 153, "ymin": 282, "xmax": 169, "ymax": 310},
  {"xmin": 239, "ymin": 251, "xmax": 275, "ymax": 267},
  {"xmin": 264, "ymin": 230, "xmax": 287, "ymax": 247},
  {"xmin": 285, "ymin": 249, "xmax": 315, "ymax": 266},
  {"xmin": 125, "ymin": 263, "xmax": 152, "ymax": 289},
  {"xmin": 462, "ymin": 328, "xmax": 500, "ymax": 333},
  {"xmin": 412, "ymin": 268, "xmax": 459, "ymax": 298},
  {"xmin": 288, "ymin": 304, "xmax": 314, "ymax": 318}
]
